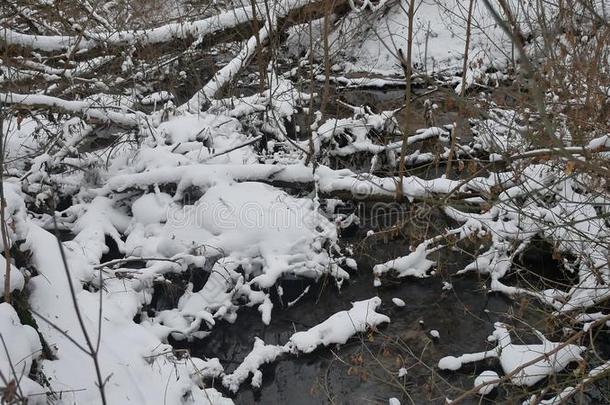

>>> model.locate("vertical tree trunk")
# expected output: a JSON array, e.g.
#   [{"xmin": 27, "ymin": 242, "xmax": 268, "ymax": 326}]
[
  {"xmin": 250, "ymin": 0, "xmax": 267, "ymax": 92},
  {"xmin": 0, "ymin": 116, "xmax": 10, "ymax": 305},
  {"xmin": 321, "ymin": 0, "xmax": 335, "ymax": 118},
  {"xmin": 446, "ymin": 0, "xmax": 475, "ymax": 177},
  {"xmin": 307, "ymin": 20, "xmax": 317, "ymax": 165},
  {"xmin": 396, "ymin": 0, "xmax": 416, "ymax": 201}
]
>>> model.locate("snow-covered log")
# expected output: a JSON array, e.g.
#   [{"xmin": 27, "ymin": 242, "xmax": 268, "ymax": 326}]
[
  {"xmin": 0, "ymin": 92, "xmax": 141, "ymax": 128},
  {"xmin": 103, "ymin": 163, "xmax": 486, "ymax": 203},
  {"xmin": 1, "ymin": 0, "xmax": 349, "ymax": 55},
  {"xmin": 0, "ymin": 7, "xmax": 253, "ymax": 52}
]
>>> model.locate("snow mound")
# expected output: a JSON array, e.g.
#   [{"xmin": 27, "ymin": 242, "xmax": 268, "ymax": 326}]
[
  {"xmin": 493, "ymin": 323, "xmax": 584, "ymax": 386},
  {"xmin": 392, "ymin": 297, "xmax": 406, "ymax": 307},
  {"xmin": 0, "ymin": 303, "xmax": 44, "ymax": 403},
  {"xmin": 20, "ymin": 199, "xmax": 234, "ymax": 404},
  {"xmin": 156, "ymin": 113, "xmax": 256, "ymax": 165},
  {"xmin": 126, "ymin": 182, "xmax": 348, "ymax": 288}
]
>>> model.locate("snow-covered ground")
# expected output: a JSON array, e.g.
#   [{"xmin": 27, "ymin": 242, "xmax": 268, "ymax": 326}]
[
  {"xmin": 1, "ymin": 0, "xmax": 610, "ymax": 403},
  {"xmin": 332, "ymin": 0, "xmax": 512, "ymax": 76}
]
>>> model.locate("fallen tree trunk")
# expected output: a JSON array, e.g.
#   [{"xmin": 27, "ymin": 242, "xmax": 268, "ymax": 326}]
[
  {"xmin": 0, "ymin": 7, "xmax": 253, "ymax": 53},
  {"xmin": 0, "ymin": 92, "xmax": 140, "ymax": 128},
  {"xmin": 102, "ymin": 163, "xmax": 484, "ymax": 203},
  {"xmin": 1, "ymin": 0, "xmax": 349, "ymax": 56}
]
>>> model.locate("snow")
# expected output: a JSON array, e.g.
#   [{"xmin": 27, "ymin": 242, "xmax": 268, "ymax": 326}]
[
  {"xmin": 439, "ymin": 354, "xmax": 476, "ymax": 371},
  {"xmin": 4, "ymin": 0, "xmax": 610, "ymax": 402},
  {"xmin": 155, "ymin": 258, "xmax": 267, "ymax": 339},
  {"xmin": 332, "ymin": 0, "xmax": 511, "ymax": 76},
  {"xmin": 24, "ymin": 221, "xmax": 231, "ymax": 404},
  {"xmin": 288, "ymin": 297, "xmax": 390, "ymax": 353},
  {"xmin": 3, "ymin": 117, "xmax": 48, "ymax": 175},
  {"xmin": 141, "ymin": 91, "xmax": 173, "ymax": 105},
  {"xmin": 0, "ymin": 92, "xmax": 141, "ymax": 127},
  {"xmin": 1, "ymin": 6, "xmax": 254, "ymax": 51},
  {"xmin": 0, "ymin": 303, "xmax": 44, "ymax": 403},
  {"xmin": 438, "ymin": 166, "xmax": 610, "ymax": 313},
  {"xmin": 104, "ymin": 159, "xmax": 480, "ymax": 204},
  {"xmin": 392, "ymin": 298, "xmax": 406, "ymax": 307},
  {"xmin": 222, "ymin": 337, "xmax": 287, "ymax": 392},
  {"xmin": 317, "ymin": 74, "xmax": 406, "ymax": 89},
  {"xmin": 0, "ymin": 263, "xmax": 25, "ymax": 298},
  {"xmin": 173, "ymin": 296, "xmax": 393, "ymax": 393},
  {"xmin": 0, "ymin": 179, "xmax": 233, "ymax": 404},
  {"xmin": 131, "ymin": 192, "xmax": 173, "ymax": 225},
  {"xmin": 474, "ymin": 370, "xmax": 499, "ymax": 395},
  {"xmin": 471, "ymin": 108, "xmax": 529, "ymax": 154},
  {"xmin": 373, "ymin": 243, "xmax": 436, "ymax": 280},
  {"xmin": 522, "ymin": 359, "xmax": 610, "ymax": 405},
  {"xmin": 123, "ymin": 181, "xmax": 346, "ymax": 289},
  {"xmin": 183, "ymin": 0, "xmax": 312, "ymax": 108},
  {"xmin": 438, "ymin": 323, "xmax": 585, "ymax": 387},
  {"xmin": 492, "ymin": 323, "xmax": 585, "ymax": 386}
]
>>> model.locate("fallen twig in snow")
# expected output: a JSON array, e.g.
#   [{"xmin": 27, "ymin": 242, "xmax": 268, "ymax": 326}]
[{"xmin": 93, "ymin": 256, "xmax": 182, "ymax": 270}]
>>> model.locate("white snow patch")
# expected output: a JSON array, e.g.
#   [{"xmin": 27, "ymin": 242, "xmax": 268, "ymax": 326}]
[
  {"xmin": 288, "ymin": 297, "xmax": 390, "ymax": 353},
  {"xmin": 222, "ymin": 337, "xmax": 287, "ymax": 392},
  {"xmin": 0, "ymin": 263, "xmax": 25, "ymax": 298},
  {"xmin": 392, "ymin": 298, "xmax": 406, "ymax": 307},
  {"xmin": 474, "ymin": 370, "xmax": 499, "ymax": 395},
  {"xmin": 438, "ymin": 323, "xmax": 585, "ymax": 387},
  {"xmin": 0, "ymin": 303, "xmax": 44, "ymax": 403},
  {"xmin": 373, "ymin": 244, "xmax": 435, "ymax": 279}
]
